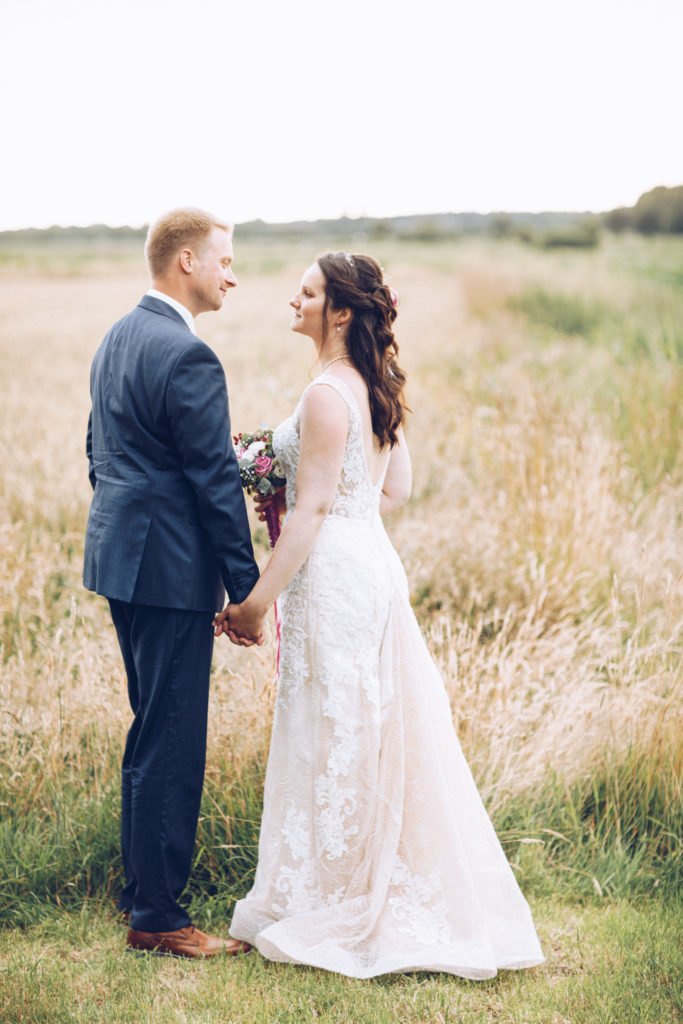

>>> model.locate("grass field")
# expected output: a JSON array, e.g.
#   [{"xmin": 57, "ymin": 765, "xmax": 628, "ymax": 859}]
[{"xmin": 0, "ymin": 232, "xmax": 681, "ymax": 1021}]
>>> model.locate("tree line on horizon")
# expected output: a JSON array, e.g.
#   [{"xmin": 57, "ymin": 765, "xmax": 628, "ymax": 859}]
[
  {"xmin": 1, "ymin": 186, "xmax": 681, "ymax": 247},
  {"xmin": 604, "ymin": 185, "xmax": 683, "ymax": 235}
]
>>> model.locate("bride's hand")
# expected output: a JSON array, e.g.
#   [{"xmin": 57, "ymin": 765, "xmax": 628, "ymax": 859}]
[
  {"xmin": 253, "ymin": 486, "xmax": 286, "ymax": 523},
  {"xmin": 214, "ymin": 600, "xmax": 266, "ymax": 646}
]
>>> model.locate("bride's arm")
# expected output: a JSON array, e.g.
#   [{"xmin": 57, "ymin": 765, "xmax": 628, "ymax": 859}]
[
  {"xmin": 217, "ymin": 385, "xmax": 349, "ymax": 640},
  {"xmin": 380, "ymin": 428, "xmax": 412, "ymax": 515}
]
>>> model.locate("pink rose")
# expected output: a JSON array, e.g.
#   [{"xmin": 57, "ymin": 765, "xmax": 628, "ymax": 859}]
[{"xmin": 254, "ymin": 454, "xmax": 274, "ymax": 477}]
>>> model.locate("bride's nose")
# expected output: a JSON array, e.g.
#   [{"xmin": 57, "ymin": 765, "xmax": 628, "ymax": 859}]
[{"xmin": 289, "ymin": 295, "xmax": 299, "ymax": 308}]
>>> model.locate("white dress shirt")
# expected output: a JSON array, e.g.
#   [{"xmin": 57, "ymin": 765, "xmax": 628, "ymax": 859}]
[{"xmin": 146, "ymin": 288, "xmax": 196, "ymax": 335}]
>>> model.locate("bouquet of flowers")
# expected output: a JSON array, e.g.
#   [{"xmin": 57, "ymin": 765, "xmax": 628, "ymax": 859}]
[{"xmin": 234, "ymin": 428, "xmax": 286, "ymax": 548}]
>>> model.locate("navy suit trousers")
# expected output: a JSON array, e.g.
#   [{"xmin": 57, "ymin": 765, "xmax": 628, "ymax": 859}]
[{"xmin": 108, "ymin": 599, "xmax": 215, "ymax": 932}]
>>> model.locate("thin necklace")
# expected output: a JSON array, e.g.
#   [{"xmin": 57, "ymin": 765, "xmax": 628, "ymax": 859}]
[{"xmin": 321, "ymin": 353, "xmax": 350, "ymax": 370}]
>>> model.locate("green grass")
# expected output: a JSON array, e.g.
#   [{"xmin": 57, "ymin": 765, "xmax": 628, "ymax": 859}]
[
  {"xmin": 2, "ymin": 729, "xmax": 679, "ymax": 929},
  {"xmin": 1, "ymin": 898, "xmax": 681, "ymax": 1023},
  {"xmin": 503, "ymin": 269, "xmax": 683, "ymax": 491},
  {"xmin": 509, "ymin": 287, "xmax": 608, "ymax": 339}
]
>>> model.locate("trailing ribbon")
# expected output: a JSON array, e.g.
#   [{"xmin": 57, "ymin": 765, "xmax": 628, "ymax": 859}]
[{"xmin": 265, "ymin": 502, "xmax": 282, "ymax": 676}]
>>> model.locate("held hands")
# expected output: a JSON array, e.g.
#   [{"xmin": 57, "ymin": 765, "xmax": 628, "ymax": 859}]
[
  {"xmin": 213, "ymin": 600, "xmax": 266, "ymax": 647},
  {"xmin": 213, "ymin": 487, "xmax": 285, "ymax": 648}
]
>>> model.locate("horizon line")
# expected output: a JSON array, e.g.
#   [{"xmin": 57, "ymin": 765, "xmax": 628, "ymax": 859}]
[{"xmin": 0, "ymin": 206, "xmax": 627, "ymax": 235}]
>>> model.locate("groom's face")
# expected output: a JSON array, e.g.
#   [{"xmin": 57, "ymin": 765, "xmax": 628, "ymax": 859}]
[{"xmin": 189, "ymin": 227, "xmax": 238, "ymax": 314}]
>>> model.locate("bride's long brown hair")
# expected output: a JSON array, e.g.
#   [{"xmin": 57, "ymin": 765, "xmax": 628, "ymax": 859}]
[{"xmin": 317, "ymin": 252, "xmax": 408, "ymax": 448}]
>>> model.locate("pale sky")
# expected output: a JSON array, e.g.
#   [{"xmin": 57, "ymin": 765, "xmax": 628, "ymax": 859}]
[{"xmin": 2, "ymin": 0, "xmax": 681, "ymax": 230}]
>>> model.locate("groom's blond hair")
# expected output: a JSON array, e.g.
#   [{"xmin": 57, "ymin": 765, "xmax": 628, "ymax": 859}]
[{"xmin": 145, "ymin": 207, "xmax": 232, "ymax": 279}]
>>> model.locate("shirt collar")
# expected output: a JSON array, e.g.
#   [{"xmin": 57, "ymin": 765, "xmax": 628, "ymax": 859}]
[{"xmin": 146, "ymin": 289, "xmax": 196, "ymax": 335}]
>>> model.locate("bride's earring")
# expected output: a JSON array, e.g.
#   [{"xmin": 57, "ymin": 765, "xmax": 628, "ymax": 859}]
[{"xmin": 336, "ymin": 324, "xmax": 341, "ymax": 332}]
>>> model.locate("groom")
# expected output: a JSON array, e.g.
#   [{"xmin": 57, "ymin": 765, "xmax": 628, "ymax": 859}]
[{"xmin": 83, "ymin": 208, "xmax": 260, "ymax": 958}]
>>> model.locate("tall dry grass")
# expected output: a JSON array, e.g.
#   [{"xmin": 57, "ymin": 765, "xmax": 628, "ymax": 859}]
[{"xmin": 0, "ymin": 235, "xmax": 681, "ymax": 921}]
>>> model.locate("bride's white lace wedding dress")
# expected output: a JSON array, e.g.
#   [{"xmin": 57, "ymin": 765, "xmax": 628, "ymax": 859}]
[{"xmin": 229, "ymin": 374, "xmax": 544, "ymax": 978}]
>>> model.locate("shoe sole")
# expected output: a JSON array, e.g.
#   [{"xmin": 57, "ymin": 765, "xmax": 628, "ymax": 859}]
[{"xmin": 125, "ymin": 943, "xmax": 251, "ymax": 960}]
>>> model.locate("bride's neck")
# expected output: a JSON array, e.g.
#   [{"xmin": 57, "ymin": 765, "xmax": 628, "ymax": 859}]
[{"xmin": 318, "ymin": 336, "xmax": 348, "ymax": 364}]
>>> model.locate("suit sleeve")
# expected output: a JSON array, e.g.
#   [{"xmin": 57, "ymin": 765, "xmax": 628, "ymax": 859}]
[{"xmin": 166, "ymin": 341, "xmax": 260, "ymax": 604}]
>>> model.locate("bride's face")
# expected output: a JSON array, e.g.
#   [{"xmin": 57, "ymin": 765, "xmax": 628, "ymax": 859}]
[{"xmin": 289, "ymin": 263, "xmax": 328, "ymax": 343}]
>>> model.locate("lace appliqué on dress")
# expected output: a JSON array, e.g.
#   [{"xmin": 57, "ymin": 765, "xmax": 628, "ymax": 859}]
[
  {"xmin": 230, "ymin": 372, "xmax": 545, "ymax": 979},
  {"xmin": 388, "ymin": 857, "xmax": 454, "ymax": 947}
]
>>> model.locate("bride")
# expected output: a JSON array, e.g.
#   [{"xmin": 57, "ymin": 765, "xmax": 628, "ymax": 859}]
[{"xmin": 216, "ymin": 252, "xmax": 544, "ymax": 979}]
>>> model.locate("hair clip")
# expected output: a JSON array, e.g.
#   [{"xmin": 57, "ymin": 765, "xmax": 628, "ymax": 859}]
[{"xmin": 342, "ymin": 252, "xmax": 354, "ymax": 266}]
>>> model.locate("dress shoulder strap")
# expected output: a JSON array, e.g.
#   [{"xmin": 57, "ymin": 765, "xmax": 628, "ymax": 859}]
[{"xmin": 308, "ymin": 372, "xmax": 360, "ymax": 417}]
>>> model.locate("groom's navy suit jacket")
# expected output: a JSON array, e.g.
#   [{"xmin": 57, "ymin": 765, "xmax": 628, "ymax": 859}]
[{"xmin": 83, "ymin": 295, "xmax": 259, "ymax": 611}]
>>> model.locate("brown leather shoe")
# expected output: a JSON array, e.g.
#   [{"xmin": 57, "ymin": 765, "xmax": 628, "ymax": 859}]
[{"xmin": 126, "ymin": 925, "xmax": 251, "ymax": 959}]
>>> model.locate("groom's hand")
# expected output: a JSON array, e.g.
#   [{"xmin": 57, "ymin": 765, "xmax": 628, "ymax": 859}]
[
  {"xmin": 228, "ymin": 601, "xmax": 266, "ymax": 646},
  {"xmin": 213, "ymin": 603, "xmax": 265, "ymax": 647},
  {"xmin": 213, "ymin": 605, "xmax": 253, "ymax": 646}
]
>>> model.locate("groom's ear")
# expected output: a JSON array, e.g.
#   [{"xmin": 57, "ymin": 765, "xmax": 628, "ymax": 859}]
[{"xmin": 179, "ymin": 248, "xmax": 193, "ymax": 275}]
